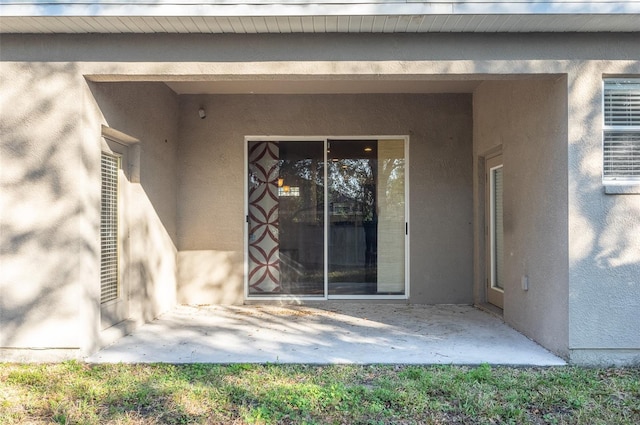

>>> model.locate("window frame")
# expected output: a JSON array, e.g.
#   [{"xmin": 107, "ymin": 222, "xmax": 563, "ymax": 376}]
[
  {"xmin": 99, "ymin": 133, "xmax": 135, "ymax": 331},
  {"xmin": 243, "ymin": 135, "xmax": 410, "ymax": 301}
]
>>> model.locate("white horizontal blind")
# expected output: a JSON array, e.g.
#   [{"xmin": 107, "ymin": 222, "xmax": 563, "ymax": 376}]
[
  {"xmin": 101, "ymin": 152, "xmax": 119, "ymax": 304},
  {"xmin": 603, "ymin": 79, "xmax": 640, "ymax": 181},
  {"xmin": 604, "ymin": 80, "xmax": 640, "ymax": 126},
  {"xmin": 492, "ymin": 166, "xmax": 504, "ymax": 290}
]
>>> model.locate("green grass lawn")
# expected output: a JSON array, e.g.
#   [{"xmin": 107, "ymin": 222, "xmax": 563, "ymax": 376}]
[{"xmin": 1, "ymin": 362, "xmax": 638, "ymax": 424}]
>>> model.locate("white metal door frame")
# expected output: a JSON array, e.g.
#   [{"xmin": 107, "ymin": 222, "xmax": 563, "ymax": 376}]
[
  {"xmin": 486, "ymin": 153, "xmax": 504, "ymax": 309},
  {"xmin": 244, "ymin": 135, "xmax": 410, "ymax": 302}
]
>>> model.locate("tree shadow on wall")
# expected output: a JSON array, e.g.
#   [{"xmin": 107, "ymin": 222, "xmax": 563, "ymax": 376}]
[{"xmin": 0, "ymin": 62, "xmax": 95, "ymax": 349}]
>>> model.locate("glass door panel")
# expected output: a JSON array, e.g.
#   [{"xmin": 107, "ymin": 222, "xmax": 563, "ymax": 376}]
[
  {"xmin": 327, "ymin": 139, "xmax": 405, "ymax": 296},
  {"xmin": 486, "ymin": 154, "xmax": 504, "ymax": 308},
  {"xmin": 248, "ymin": 138, "xmax": 406, "ymax": 298},
  {"xmin": 247, "ymin": 141, "xmax": 325, "ymax": 296}
]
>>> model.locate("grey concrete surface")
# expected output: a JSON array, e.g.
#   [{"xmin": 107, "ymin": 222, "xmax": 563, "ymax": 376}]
[{"xmin": 86, "ymin": 304, "xmax": 566, "ymax": 365}]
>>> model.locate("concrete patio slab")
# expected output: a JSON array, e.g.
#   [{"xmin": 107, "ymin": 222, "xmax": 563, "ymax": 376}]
[{"xmin": 86, "ymin": 304, "xmax": 566, "ymax": 365}]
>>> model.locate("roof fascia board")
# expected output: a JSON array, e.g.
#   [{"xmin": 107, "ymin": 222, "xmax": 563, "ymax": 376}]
[{"xmin": 2, "ymin": 1, "xmax": 640, "ymax": 17}]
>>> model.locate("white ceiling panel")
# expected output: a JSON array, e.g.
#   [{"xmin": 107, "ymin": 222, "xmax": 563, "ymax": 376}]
[{"xmin": 1, "ymin": 0, "xmax": 639, "ymax": 34}]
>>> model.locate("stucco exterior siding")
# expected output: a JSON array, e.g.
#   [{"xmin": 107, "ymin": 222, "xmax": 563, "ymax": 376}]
[
  {"xmin": 1, "ymin": 33, "xmax": 639, "ymax": 78},
  {"xmin": 473, "ymin": 78, "xmax": 570, "ymax": 357},
  {"xmin": 176, "ymin": 93, "xmax": 473, "ymax": 305},
  {"xmin": 0, "ymin": 63, "xmax": 88, "ymax": 357},
  {"xmin": 1, "ymin": 31, "xmax": 639, "ymax": 363},
  {"xmin": 0, "ymin": 71, "xmax": 180, "ymax": 359},
  {"xmin": 567, "ymin": 68, "xmax": 640, "ymax": 366},
  {"xmin": 86, "ymin": 82, "xmax": 180, "ymax": 332}
]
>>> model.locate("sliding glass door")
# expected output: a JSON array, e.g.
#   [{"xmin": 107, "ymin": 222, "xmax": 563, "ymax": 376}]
[
  {"xmin": 247, "ymin": 138, "xmax": 406, "ymax": 298},
  {"xmin": 328, "ymin": 139, "xmax": 406, "ymax": 295},
  {"xmin": 247, "ymin": 140, "xmax": 325, "ymax": 296}
]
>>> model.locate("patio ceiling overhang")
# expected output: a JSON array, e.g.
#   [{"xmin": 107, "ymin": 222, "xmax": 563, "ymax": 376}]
[
  {"xmin": 89, "ymin": 74, "xmax": 560, "ymax": 95},
  {"xmin": 162, "ymin": 79, "xmax": 483, "ymax": 94},
  {"xmin": 1, "ymin": 1, "xmax": 639, "ymax": 33}
]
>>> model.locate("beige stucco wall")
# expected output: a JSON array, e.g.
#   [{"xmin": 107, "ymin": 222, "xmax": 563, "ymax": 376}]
[
  {"xmin": 473, "ymin": 78, "xmax": 570, "ymax": 357},
  {"xmin": 176, "ymin": 94, "xmax": 473, "ymax": 305},
  {"xmin": 85, "ymin": 82, "xmax": 180, "ymax": 348},
  {"xmin": 567, "ymin": 68, "xmax": 640, "ymax": 366},
  {"xmin": 2, "ymin": 32, "xmax": 637, "ymax": 80},
  {"xmin": 1, "ymin": 32, "xmax": 639, "ymax": 363},
  {"xmin": 0, "ymin": 63, "xmax": 89, "ymax": 359},
  {"xmin": 0, "ymin": 68, "xmax": 179, "ymax": 359}
]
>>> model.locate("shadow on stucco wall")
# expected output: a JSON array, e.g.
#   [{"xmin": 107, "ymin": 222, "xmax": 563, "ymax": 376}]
[
  {"xmin": 0, "ymin": 62, "xmax": 97, "ymax": 350},
  {"xmin": 1, "ymin": 32, "xmax": 639, "ymax": 361},
  {"xmin": 566, "ymin": 63, "xmax": 640, "ymax": 357},
  {"xmin": 88, "ymin": 81, "xmax": 179, "ymax": 329}
]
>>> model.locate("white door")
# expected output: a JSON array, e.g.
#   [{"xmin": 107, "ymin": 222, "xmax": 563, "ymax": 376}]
[{"xmin": 486, "ymin": 154, "xmax": 504, "ymax": 309}]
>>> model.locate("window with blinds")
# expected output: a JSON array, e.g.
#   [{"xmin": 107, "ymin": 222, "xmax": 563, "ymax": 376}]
[
  {"xmin": 101, "ymin": 152, "xmax": 120, "ymax": 304},
  {"xmin": 603, "ymin": 79, "xmax": 640, "ymax": 182},
  {"xmin": 492, "ymin": 166, "xmax": 504, "ymax": 290}
]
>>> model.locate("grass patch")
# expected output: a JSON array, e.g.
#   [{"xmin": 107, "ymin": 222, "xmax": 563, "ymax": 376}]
[{"xmin": 1, "ymin": 362, "xmax": 638, "ymax": 424}]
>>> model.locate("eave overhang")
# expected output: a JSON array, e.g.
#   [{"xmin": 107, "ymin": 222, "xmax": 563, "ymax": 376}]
[{"xmin": 1, "ymin": 1, "xmax": 639, "ymax": 33}]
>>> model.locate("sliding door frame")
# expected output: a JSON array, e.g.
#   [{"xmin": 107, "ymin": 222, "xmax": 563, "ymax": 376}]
[{"xmin": 244, "ymin": 135, "xmax": 410, "ymax": 302}]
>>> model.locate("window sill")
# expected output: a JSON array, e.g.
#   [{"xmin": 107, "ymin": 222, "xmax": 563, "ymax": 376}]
[{"xmin": 604, "ymin": 184, "xmax": 640, "ymax": 195}]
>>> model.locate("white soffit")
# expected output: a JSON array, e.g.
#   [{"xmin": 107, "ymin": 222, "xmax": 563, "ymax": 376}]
[{"xmin": 1, "ymin": 1, "xmax": 640, "ymax": 33}]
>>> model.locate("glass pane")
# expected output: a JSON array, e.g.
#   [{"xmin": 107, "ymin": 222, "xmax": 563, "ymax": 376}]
[
  {"xmin": 247, "ymin": 141, "xmax": 324, "ymax": 296},
  {"xmin": 328, "ymin": 140, "xmax": 405, "ymax": 295},
  {"xmin": 100, "ymin": 152, "xmax": 120, "ymax": 304},
  {"xmin": 493, "ymin": 166, "xmax": 504, "ymax": 290},
  {"xmin": 376, "ymin": 140, "xmax": 406, "ymax": 294}
]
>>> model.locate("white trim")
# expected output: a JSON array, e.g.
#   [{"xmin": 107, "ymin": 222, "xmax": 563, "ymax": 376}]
[
  {"xmin": 244, "ymin": 136, "xmax": 327, "ymax": 301},
  {"xmin": 488, "ymin": 162, "xmax": 504, "ymax": 293},
  {"xmin": 604, "ymin": 183, "xmax": 640, "ymax": 194},
  {"xmin": 328, "ymin": 295, "xmax": 408, "ymax": 300},
  {"xmin": 3, "ymin": 2, "xmax": 639, "ymax": 18},
  {"xmin": 243, "ymin": 295, "xmax": 327, "ymax": 302},
  {"xmin": 244, "ymin": 135, "xmax": 409, "ymax": 302},
  {"xmin": 3, "ymin": 2, "xmax": 639, "ymax": 34},
  {"xmin": 602, "ymin": 77, "xmax": 640, "ymax": 184},
  {"xmin": 100, "ymin": 137, "xmax": 132, "ymax": 329},
  {"xmin": 243, "ymin": 138, "xmax": 249, "ymax": 300},
  {"xmin": 323, "ymin": 138, "xmax": 329, "ymax": 299},
  {"xmin": 404, "ymin": 135, "xmax": 410, "ymax": 300}
]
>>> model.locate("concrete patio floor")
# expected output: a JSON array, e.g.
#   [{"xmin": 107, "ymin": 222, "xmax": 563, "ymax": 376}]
[{"xmin": 86, "ymin": 304, "xmax": 566, "ymax": 365}]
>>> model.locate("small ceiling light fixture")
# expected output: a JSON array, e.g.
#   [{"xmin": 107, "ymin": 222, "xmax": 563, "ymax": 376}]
[
  {"xmin": 278, "ymin": 178, "xmax": 284, "ymax": 187},
  {"xmin": 364, "ymin": 146, "xmax": 373, "ymax": 152},
  {"xmin": 198, "ymin": 107, "xmax": 206, "ymax": 119}
]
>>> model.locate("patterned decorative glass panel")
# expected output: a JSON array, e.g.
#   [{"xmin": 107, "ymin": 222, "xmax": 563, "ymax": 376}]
[
  {"xmin": 247, "ymin": 141, "xmax": 325, "ymax": 296},
  {"xmin": 101, "ymin": 152, "xmax": 119, "ymax": 303},
  {"xmin": 247, "ymin": 141, "xmax": 281, "ymax": 293}
]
